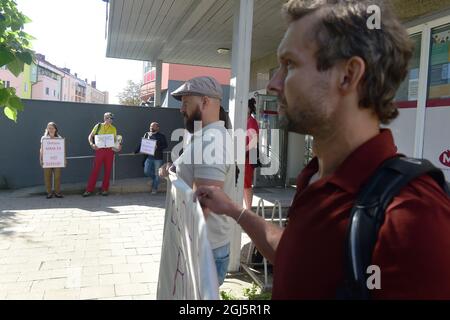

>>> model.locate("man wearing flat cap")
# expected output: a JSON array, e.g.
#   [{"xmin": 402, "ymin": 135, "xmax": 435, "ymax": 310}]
[{"xmin": 159, "ymin": 76, "xmax": 235, "ymax": 286}]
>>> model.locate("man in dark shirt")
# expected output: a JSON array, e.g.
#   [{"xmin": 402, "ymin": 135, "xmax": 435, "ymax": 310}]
[
  {"xmin": 136, "ymin": 122, "xmax": 168, "ymax": 194},
  {"xmin": 195, "ymin": 0, "xmax": 450, "ymax": 299}
]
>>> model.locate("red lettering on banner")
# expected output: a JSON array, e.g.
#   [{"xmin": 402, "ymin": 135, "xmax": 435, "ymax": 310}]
[{"xmin": 440, "ymin": 150, "xmax": 450, "ymax": 168}]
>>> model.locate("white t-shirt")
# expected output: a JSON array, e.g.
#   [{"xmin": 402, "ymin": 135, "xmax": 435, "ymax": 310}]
[{"xmin": 173, "ymin": 121, "xmax": 235, "ymax": 250}]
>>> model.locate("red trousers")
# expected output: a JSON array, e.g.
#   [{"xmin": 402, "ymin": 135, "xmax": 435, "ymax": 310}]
[
  {"xmin": 86, "ymin": 148, "xmax": 114, "ymax": 192},
  {"xmin": 244, "ymin": 163, "xmax": 255, "ymax": 189}
]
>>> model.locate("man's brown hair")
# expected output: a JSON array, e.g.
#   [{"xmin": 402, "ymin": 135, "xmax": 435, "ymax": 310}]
[{"xmin": 282, "ymin": 0, "xmax": 414, "ymax": 124}]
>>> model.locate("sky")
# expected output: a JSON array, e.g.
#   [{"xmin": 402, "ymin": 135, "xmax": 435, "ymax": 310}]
[{"xmin": 16, "ymin": 0, "xmax": 144, "ymax": 104}]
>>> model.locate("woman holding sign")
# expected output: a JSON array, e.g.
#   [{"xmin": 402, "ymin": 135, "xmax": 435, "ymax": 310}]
[
  {"xmin": 83, "ymin": 112, "xmax": 121, "ymax": 197},
  {"xmin": 40, "ymin": 122, "xmax": 65, "ymax": 199}
]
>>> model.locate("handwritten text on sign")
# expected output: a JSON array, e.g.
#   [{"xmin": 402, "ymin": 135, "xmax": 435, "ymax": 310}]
[
  {"xmin": 43, "ymin": 138, "xmax": 65, "ymax": 168},
  {"xmin": 95, "ymin": 134, "xmax": 115, "ymax": 148},
  {"xmin": 140, "ymin": 138, "xmax": 157, "ymax": 156}
]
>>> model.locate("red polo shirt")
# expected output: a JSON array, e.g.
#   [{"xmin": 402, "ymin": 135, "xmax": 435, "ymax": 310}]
[{"xmin": 272, "ymin": 130, "xmax": 450, "ymax": 299}]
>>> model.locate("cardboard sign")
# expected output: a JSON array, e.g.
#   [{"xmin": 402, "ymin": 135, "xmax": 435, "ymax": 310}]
[
  {"xmin": 42, "ymin": 138, "xmax": 65, "ymax": 168},
  {"xmin": 95, "ymin": 134, "xmax": 115, "ymax": 148},
  {"xmin": 140, "ymin": 138, "xmax": 157, "ymax": 156}
]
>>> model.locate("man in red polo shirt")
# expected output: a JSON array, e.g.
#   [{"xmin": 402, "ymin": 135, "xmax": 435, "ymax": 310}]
[{"xmin": 196, "ymin": 0, "xmax": 450, "ymax": 299}]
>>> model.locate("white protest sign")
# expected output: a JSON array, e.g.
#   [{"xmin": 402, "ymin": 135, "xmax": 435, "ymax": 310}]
[
  {"xmin": 42, "ymin": 138, "xmax": 65, "ymax": 168},
  {"xmin": 95, "ymin": 134, "xmax": 115, "ymax": 148},
  {"xmin": 157, "ymin": 174, "xmax": 219, "ymax": 300},
  {"xmin": 140, "ymin": 138, "xmax": 157, "ymax": 156}
]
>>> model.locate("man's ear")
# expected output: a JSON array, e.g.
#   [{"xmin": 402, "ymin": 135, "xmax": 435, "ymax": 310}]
[
  {"xmin": 201, "ymin": 96, "xmax": 209, "ymax": 111},
  {"xmin": 339, "ymin": 56, "xmax": 366, "ymax": 94}
]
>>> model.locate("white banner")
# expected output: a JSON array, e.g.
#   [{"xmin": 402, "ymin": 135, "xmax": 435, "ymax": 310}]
[
  {"xmin": 157, "ymin": 175, "xmax": 219, "ymax": 300},
  {"xmin": 42, "ymin": 138, "xmax": 65, "ymax": 168},
  {"xmin": 140, "ymin": 138, "xmax": 157, "ymax": 156}
]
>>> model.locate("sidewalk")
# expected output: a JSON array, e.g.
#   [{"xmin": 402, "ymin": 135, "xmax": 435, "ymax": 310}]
[
  {"xmin": 0, "ymin": 180, "xmax": 295, "ymax": 300},
  {"xmin": 10, "ymin": 177, "xmax": 165, "ymax": 197},
  {"xmin": 0, "ymin": 185, "xmax": 165, "ymax": 300}
]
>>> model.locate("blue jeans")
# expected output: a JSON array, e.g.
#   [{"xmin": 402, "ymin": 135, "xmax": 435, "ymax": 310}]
[
  {"xmin": 212, "ymin": 243, "xmax": 230, "ymax": 286},
  {"xmin": 144, "ymin": 157, "xmax": 163, "ymax": 191}
]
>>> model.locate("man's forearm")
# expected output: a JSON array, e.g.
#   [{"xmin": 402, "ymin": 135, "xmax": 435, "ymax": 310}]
[{"xmin": 232, "ymin": 208, "xmax": 284, "ymax": 264}]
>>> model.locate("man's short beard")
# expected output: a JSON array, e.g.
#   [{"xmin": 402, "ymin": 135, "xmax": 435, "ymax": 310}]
[
  {"xmin": 279, "ymin": 111, "xmax": 307, "ymax": 134},
  {"xmin": 279, "ymin": 113, "xmax": 294, "ymax": 132},
  {"xmin": 184, "ymin": 106, "xmax": 202, "ymax": 133}
]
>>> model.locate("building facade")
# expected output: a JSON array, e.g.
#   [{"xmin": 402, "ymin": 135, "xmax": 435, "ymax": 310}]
[
  {"xmin": 86, "ymin": 81, "xmax": 109, "ymax": 104},
  {"xmin": 0, "ymin": 63, "xmax": 34, "ymax": 99},
  {"xmin": 140, "ymin": 62, "xmax": 231, "ymax": 109},
  {"xmin": 0, "ymin": 53, "xmax": 109, "ymax": 104},
  {"xmin": 32, "ymin": 54, "xmax": 64, "ymax": 101}
]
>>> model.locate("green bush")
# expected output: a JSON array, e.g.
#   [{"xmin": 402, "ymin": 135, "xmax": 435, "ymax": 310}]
[
  {"xmin": 220, "ymin": 290, "xmax": 238, "ymax": 300},
  {"xmin": 243, "ymin": 283, "xmax": 272, "ymax": 300}
]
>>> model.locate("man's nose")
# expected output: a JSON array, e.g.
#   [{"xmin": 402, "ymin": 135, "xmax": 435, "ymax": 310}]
[{"xmin": 267, "ymin": 68, "xmax": 283, "ymax": 94}]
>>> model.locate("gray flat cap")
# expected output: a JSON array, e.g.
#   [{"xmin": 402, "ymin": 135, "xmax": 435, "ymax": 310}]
[{"xmin": 171, "ymin": 76, "xmax": 223, "ymax": 101}]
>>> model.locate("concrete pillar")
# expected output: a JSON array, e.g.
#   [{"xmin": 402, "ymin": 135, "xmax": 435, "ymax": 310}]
[
  {"xmin": 155, "ymin": 60, "xmax": 163, "ymax": 107},
  {"xmin": 413, "ymin": 26, "xmax": 431, "ymax": 158},
  {"xmin": 228, "ymin": 0, "xmax": 254, "ymax": 272}
]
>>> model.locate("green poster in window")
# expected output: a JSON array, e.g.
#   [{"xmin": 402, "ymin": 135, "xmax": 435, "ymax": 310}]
[{"xmin": 431, "ymin": 43, "xmax": 450, "ymax": 66}]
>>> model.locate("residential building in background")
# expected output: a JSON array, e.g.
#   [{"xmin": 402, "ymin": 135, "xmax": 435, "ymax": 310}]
[
  {"xmin": 74, "ymin": 77, "xmax": 87, "ymax": 103},
  {"xmin": 32, "ymin": 53, "xmax": 64, "ymax": 101},
  {"xmin": 0, "ymin": 53, "xmax": 109, "ymax": 104},
  {"xmin": 87, "ymin": 80, "xmax": 109, "ymax": 104},
  {"xmin": 0, "ymin": 63, "xmax": 34, "ymax": 99},
  {"xmin": 60, "ymin": 67, "xmax": 77, "ymax": 102},
  {"xmin": 141, "ymin": 61, "xmax": 231, "ymax": 109}
]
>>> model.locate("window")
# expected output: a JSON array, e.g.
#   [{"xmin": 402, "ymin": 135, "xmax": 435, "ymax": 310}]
[
  {"xmin": 428, "ymin": 24, "xmax": 450, "ymax": 105},
  {"xmin": 38, "ymin": 66, "xmax": 58, "ymax": 80},
  {"xmin": 45, "ymin": 87, "xmax": 49, "ymax": 95},
  {"xmin": 24, "ymin": 82, "xmax": 28, "ymax": 92},
  {"xmin": 395, "ymin": 33, "xmax": 422, "ymax": 104},
  {"xmin": 30, "ymin": 64, "xmax": 38, "ymax": 82},
  {"xmin": 4, "ymin": 81, "xmax": 11, "ymax": 88},
  {"xmin": 53, "ymin": 90, "xmax": 56, "ymax": 97}
]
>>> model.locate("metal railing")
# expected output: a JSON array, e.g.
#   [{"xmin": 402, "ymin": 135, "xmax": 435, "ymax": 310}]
[
  {"xmin": 241, "ymin": 198, "xmax": 284, "ymax": 290},
  {"xmin": 66, "ymin": 151, "xmax": 172, "ymax": 185}
]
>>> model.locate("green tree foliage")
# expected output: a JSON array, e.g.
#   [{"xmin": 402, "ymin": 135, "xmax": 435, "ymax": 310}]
[
  {"xmin": 0, "ymin": 0, "xmax": 35, "ymax": 122},
  {"xmin": 118, "ymin": 80, "xmax": 142, "ymax": 106}
]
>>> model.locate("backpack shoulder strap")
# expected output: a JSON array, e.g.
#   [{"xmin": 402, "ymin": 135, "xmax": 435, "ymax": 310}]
[
  {"xmin": 338, "ymin": 156, "xmax": 448, "ymax": 300},
  {"xmin": 95, "ymin": 123, "xmax": 102, "ymax": 135}
]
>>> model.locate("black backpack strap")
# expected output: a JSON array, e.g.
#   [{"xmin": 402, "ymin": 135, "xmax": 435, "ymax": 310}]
[
  {"xmin": 95, "ymin": 123, "xmax": 102, "ymax": 135},
  {"xmin": 91, "ymin": 123, "xmax": 102, "ymax": 145},
  {"xmin": 337, "ymin": 156, "xmax": 448, "ymax": 300}
]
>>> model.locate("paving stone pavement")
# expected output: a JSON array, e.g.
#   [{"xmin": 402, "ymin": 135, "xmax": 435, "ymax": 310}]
[{"xmin": 0, "ymin": 191, "xmax": 165, "ymax": 300}]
